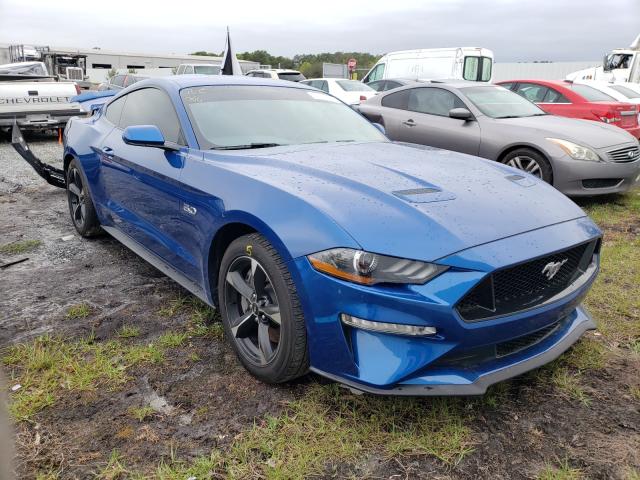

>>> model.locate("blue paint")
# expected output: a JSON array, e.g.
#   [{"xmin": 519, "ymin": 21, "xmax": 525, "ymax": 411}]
[{"xmin": 63, "ymin": 76, "xmax": 601, "ymax": 394}]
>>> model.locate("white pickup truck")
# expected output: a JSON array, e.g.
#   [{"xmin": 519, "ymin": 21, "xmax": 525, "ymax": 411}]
[{"xmin": 0, "ymin": 61, "xmax": 83, "ymax": 131}]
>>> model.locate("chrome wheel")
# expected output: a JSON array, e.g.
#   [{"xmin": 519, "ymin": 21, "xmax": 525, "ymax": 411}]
[
  {"xmin": 505, "ymin": 155, "xmax": 542, "ymax": 178},
  {"xmin": 67, "ymin": 167, "xmax": 86, "ymax": 228},
  {"xmin": 223, "ymin": 256, "xmax": 281, "ymax": 366}
]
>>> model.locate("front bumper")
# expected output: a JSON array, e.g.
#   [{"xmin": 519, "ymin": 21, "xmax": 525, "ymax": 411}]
[
  {"xmin": 313, "ymin": 306, "xmax": 595, "ymax": 396},
  {"xmin": 551, "ymin": 151, "xmax": 640, "ymax": 196},
  {"xmin": 291, "ymin": 217, "xmax": 601, "ymax": 395}
]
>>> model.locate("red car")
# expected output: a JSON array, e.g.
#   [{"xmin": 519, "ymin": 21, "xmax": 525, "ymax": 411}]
[{"xmin": 498, "ymin": 79, "xmax": 640, "ymax": 139}]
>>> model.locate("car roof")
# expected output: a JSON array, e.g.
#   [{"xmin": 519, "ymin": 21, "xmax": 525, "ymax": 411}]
[{"xmin": 124, "ymin": 74, "xmax": 314, "ymax": 93}]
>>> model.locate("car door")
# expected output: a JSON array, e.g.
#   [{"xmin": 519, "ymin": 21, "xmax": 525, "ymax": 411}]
[
  {"xmin": 384, "ymin": 87, "xmax": 481, "ymax": 155},
  {"xmin": 98, "ymin": 87, "xmax": 196, "ymax": 278}
]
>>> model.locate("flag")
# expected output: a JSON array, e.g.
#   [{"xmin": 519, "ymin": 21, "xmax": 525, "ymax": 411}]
[{"xmin": 220, "ymin": 27, "xmax": 243, "ymax": 76}]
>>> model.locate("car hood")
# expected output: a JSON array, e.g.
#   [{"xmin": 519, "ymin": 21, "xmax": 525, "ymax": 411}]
[
  {"xmin": 208, "ymin": 142, "xmax": 586, "ymax": 262},
  {"xmin": 493, "ymin": 114, "xmax": 635, "ymax": 149}
]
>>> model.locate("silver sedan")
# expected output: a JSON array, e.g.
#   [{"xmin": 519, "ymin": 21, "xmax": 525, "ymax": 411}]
[{"xmin": 358, "ymin": 81, "xmax": 640, "ymax": 196}]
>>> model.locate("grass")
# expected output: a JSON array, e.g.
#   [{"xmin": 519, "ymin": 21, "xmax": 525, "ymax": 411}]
[
  {"xmin": 90, "ymin": 383, "xmax": 472, "ymax": 479},
  {"xmin": 129, "ymin": 405, "xmax": 155, "ymax": 422},
  {"xmin": 117, "ymin": 325, "xmax": 141, "ymax": 339},
  {"xmin": 537, "ymin": 458, "xmax": 582, "ymax": 480},
  {"xmin": 65, "ymin": 303, "xmax": 92, "ymax": 320},
  {"xmin": 0, "ymin": 239, "xmax": 42, "ymax": 255},
  {"xmin": 3, "ymin": 335, "xmax": 170, "ymax": 421}
]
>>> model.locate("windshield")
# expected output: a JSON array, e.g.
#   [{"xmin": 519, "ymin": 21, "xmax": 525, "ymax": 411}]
[
  {"xmin": 277, "ymin": 72, "xmax": 306, "ymax": 82},
  {"xmin": 463, "ymin": 86, "xmax": 546, "ymax": 118},
  {"xmin": 567, "ymin": 84, "xmax": 615, "ymax": 102},
  {"xmin": 180, "ymin": 85, "xmax": 387, "ymax": 149},
  {"xmin": 336, "ymin": 80, "xmax": 374, "ymax": 92},
  {"xmin": 609, "ymin": 85, "xmax": 640, "ymax": 99},
  {"xmin": 194, "ymin": 65, "xmax": 221, "ymax": 75}
]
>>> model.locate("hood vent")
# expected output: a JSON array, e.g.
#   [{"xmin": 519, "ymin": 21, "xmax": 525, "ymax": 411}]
[
  {"xmin": 505, "ymin": 174, "xmax": 536, "ymax": 187},
  {"xmin": 392, "ymin": 187, "xmax": 456, "ymax": 203}
]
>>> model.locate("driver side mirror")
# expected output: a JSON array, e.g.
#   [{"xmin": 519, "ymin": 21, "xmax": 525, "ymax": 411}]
[
  {"xmin": 122, "ymin": 125, "xmax": 179, "ymax": 151},
  {"xmin": 449, "ymin": 108, "xmax": 473, "ymax": 121}
]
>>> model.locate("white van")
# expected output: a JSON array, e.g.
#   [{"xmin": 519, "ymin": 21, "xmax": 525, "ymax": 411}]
[{"xmin": 362, "ymin": 47, "xmax": 494, "ymax": 84}]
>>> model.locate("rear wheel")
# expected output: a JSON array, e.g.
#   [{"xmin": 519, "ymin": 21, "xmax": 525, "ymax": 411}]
[
  {"xmin": 501, "ymin": 148, "xmax": 553, "ymax": 184},
  {"xmin": 218, "ymin": 233, "xmax": 308, "ymax": 383},
  {"xmin": 66, "ymin": 158, "xmax": 101, "ymax": 237}
]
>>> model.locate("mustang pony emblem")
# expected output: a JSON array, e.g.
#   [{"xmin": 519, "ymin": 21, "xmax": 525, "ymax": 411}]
[{"xmin": 542, "ymin": 259, "xmax": 568, "ymax": 280}]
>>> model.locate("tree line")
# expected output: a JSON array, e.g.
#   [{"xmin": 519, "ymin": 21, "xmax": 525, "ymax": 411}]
[{"xmin": 192, "ymin": 50, "xmax": 380, "ymax": 78}]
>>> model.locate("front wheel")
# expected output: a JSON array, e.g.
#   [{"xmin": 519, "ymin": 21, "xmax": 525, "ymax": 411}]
[
  {"xmin": 501, "ymin": 148, "xmax": 553, "ymax": 184},
  {"xmin": 218, "ymin": 233, "xmax": 309, "ymax": 383}
]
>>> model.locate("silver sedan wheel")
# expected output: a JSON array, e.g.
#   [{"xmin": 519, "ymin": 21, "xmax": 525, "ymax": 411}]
[{"xmin": 505, "ymin": 155, "xmax": 542, "ymax": 178}]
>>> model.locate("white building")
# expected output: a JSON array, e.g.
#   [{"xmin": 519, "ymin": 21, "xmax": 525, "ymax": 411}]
[{"xmin": 0, "ymin": 43, "xmax": 260, "ymax": 83}]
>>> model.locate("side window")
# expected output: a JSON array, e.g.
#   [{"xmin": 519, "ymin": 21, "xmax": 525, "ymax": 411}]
[
  {"xmin": 385, "ymin": 81, "xmax": 401, "ymax": 91},
  {"xmin": 515, "ymin": 83, "xmax": 548, "ymax": 103},
  {"xmin": 111, "ymin": 75, "xmax": 125, "ymax": 87},
  {"xmin": 381, "ymin": 89, "xmax": 410, "ymax": 110},
  {"xmin": 499, "ymin": 82, "xmax": 515, "ymax": 91},
  {"xmin": 367, "ymin": 80, "xmax": 384, "ymax": 92},
  {"xmin": 246, "ymin": 72, "xmax": 255, "ymax": 77},
  {"xmin": 184, "ymin": 66, "xmax": 194, "ymax": 74},
  {"xmin": 407, "ymin": 88, "xmax": 465, "ymax": 116},
  {"xmin": 366, "ymin": 63, "xmax": 385, "ymax": 82},
  {"xmin": 319, "ymin": 81, "xmax": 329, "ymax": 93},
  {"xmin": 543, "ymin": 88, "xmax": 570, "ymax": 103},
  {"xmin": 104, "ymin": 96, "xmax": 126, "ymax": 125},
  {"xmin": 176, "ymin": 65, "xmax": 184, "ymax": 75},
  {"xmin": 119, "ymin": 88, "xmax": 183, "ymax": 144},
  {"xmin": 463, "ymin": 57, "xmax": 479, "ymax": 81}
]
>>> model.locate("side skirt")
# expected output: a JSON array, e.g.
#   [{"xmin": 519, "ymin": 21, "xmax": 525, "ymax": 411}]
[{"xmin": 102, "ymin": 225, "xmax": 211, "ymax": 306}]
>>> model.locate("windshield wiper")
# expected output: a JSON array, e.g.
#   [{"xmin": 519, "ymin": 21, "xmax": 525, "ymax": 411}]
[
  {"xmin": 211, "ymin": 142, "xmax": 284, "ymax": 150},
  {"xmin": 494, "ymin": 115, "xmax": 522, "ymax": 119}
]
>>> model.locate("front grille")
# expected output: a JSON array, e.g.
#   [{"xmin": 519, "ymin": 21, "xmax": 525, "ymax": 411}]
[
  {"xmin": 496, "ymin": 321, "xmax": 559, "ymax": 357},
  {"xmin": 582, "ymin": 178, "xmax": 623, "ymax": 189},
  {"xmin": 607, "ymin": 145, "xmax": 640, "ymax": 163},
  {"xmin": 457, "ymin": 240, "xmax": 598, "ymax": 322}
]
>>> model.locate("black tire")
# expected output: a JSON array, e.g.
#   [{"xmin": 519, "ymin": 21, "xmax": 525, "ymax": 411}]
[
  {"xmin": 66, "ymin": 158, "xmax": 102, "ymax": 237},
  {"xmin": 218, "ymin": 233, "xmax": 309, "ymax": 383},
  {"xmin": 501, "ymin": 148, "xmax": 553, "ymax": 184}
]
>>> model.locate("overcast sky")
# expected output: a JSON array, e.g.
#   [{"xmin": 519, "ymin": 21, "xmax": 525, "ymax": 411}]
[{"xmin": 0, "ymin": 0, "xmax": 638, "ymax": 61}]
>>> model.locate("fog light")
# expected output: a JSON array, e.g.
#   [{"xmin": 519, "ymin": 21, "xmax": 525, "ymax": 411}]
[{"xmin": 340, "ymin": 314, "xmax": 436, "ymax": 336}]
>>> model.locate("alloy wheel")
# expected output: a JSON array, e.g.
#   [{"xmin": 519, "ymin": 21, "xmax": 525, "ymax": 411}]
[
  {"xmin": 505, "ymin": 155, "xmax": 542, "ymax": 178},
  {"xmin": 223, "ymin": 256, "xmax": 282, "ymax": 366},
  {"xmin": 67, "ymin": 167, "xmax": 86, "ymax": 228}
]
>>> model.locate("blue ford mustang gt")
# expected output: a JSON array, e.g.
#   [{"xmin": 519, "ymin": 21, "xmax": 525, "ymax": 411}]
[{"xmin": 62, "ymin": 75, "xmax": 602, "ymax": 395}]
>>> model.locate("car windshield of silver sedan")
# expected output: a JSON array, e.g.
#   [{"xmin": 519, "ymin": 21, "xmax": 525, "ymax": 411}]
[
  {"xmin": 180, "ymin": 85, "xmax": 387, "ymax": 150},
  {"xmin": 463, "ymin": 86, "xmax": 547, "ymax": 119}
]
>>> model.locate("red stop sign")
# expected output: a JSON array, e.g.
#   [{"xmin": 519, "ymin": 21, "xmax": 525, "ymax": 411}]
[{"xmin": 347, "ymin": 58, "xmax": 357, "ymax": 70}]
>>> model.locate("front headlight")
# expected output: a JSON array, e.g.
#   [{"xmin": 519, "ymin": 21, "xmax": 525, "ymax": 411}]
[
  {"xmin": 307, "ymin": 248, "xmax": 447, "ymax": 285},
  {"xmin": 546, "ymin": 138, "xmax": 600, "ymax": 162}
]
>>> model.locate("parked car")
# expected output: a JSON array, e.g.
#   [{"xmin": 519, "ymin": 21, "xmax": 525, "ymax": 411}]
[
  {"xmin": 570, "ymin": 81, "xmax": 640, "ymax": 106},
  {"xmin": 366, "ymin": 78, "xmax": 420, "ymax": 92},
  {"xmin": 97, "ymin": 74, "xmax": 148, "ymax": 91},
  {"xmin": 300, "ymin": 78, "xmax": 376, "ymax": 105},
  {"xmin": 362, "ymin": 47, "xmax": 494, "ymax": 84},
  {"xmin": 63, "ymin": 76, "xmax": 602, "ymax": 395},
  {"xmin": 358, "ymin": 81, "xmax": 640, "ymax": 196},
  {"xmin": 245, "ymin": 69, "xmax": 306, "ymax": 82},
  {"xmin": 175, "ymin": 63, "xmax": 221, "ymax": 75},
  {"xmin": 497, "ymin": 79, "xmax": 640, "ymax": 138}
]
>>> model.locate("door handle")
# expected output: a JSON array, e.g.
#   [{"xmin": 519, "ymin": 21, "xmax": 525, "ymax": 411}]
[
  {"xmin": 101, "ymin": 146, "xmax": 114, "ymax": 158},
  {"xmin": 402, "ymin": 119, "xmax": 416, "ymax": 127}
]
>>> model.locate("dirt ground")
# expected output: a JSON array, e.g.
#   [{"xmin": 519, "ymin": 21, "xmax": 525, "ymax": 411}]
[{"xmin": 1, "ymin": 133, "xmax": 638, "ymax": 479}]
